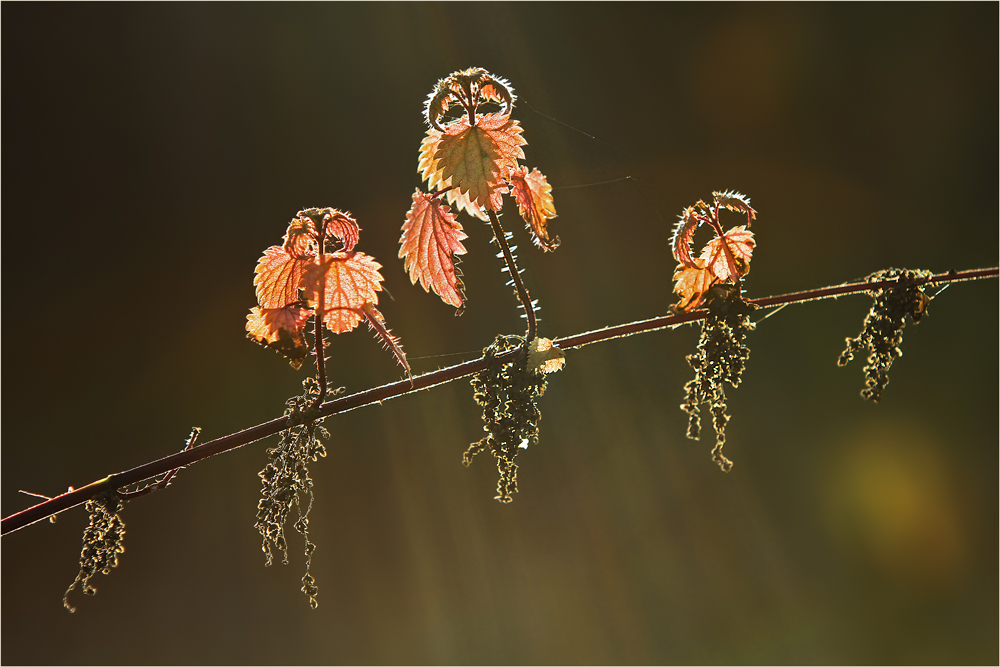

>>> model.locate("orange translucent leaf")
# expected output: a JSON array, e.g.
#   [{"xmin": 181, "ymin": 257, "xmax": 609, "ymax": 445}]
[
  {"xmin": 700, "ymin": 226, "xmax": 755, "ymax": 282},
  {"xmin": 419, "ymin": 129, "xmax": 487, "ymax": 221},
  {"xmin": 399, "ymin": 190, "xmax": 468, "ymax": 309},
  {"xmin": 509, "ymin": 166, "xmax": 559, "ymax": 251},
  {"xmin": 302, "ymin": 252, "xmax": 383, "ymax": 334},
  {"xmin": 672, "ymin": 260, "xmax": 721, "ymax": 312},
  {"xmin": 478, "ymin": 76, "xmax": 515, "ymax": 109},
  {"xmin": 434, "ymin": 112, "xmax": 525, "ymax": 211},
  {"xmin": 324, "ymin": 211, "xmax": 360, "ymax": 252},
  {"xmin": 419, "ymin": 129, "xmax": 446, "ymax": 188},
  {"xmin": 283, "ymin": 217, "xmax": 318, "ymax": 259},
  {"xmin": 671, "ymin": 204, "xmax": 709, "ymax": 269},
  {"xmin": 713, "ymin": 190, "xmax": 756, "ymax": 226},
  {"xmin": 424, "ymin": 67, "xmax": 516, "ymax": 131},
  {"xmin": 254, "ymin": 246, "xmax": 311, "ymax": 309},
  {"xmin": 245, "ymin": 305, "xmax": 312, "ymax": 369},
  {"xmin": 443, "ymin": 186, "xmax": 490, "ymax": 221}
]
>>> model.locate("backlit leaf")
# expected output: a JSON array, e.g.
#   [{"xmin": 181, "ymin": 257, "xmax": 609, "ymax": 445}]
[
  {"xmin": 399, "ymin": 190, "xmax": 468, "ymax": 309},
  {"xmin": 302, "ymin": 252, "xmax": 383, "ymax": 334},
  {"xmin": 254, "ymin": 246, "xmax": 311, "ymax": 309},
  {"xmin": 672, "ymin": 260, "xmax": 720, "ymax": 313},
  {"xmin": 671, "ymin": 204, "xmax": 708, "ymax": 269},
  {"xmin": 418, "ymin": 129, "xmax": 446, "ymax": 189},
  {"xmin": 418, "ymin": 129, "xmax": 487, "ymax": 220},
  {"xmin": 509, "ymin": 166, "xmax": 559, "ymax": 251},
  {"xmin": 282, "ymin": 217, "xmax": 318, "ymax": 259},
  {"xmin": 527, "ymin": 337, "xmax": 565, "ymax": 374},
  {"xmin": 324, "ymin": 211, "xmax": 360, "ymax": 252},
  {"xmin": 713, "ymin": 190, "xmax": 756, "ymax": 226},
  {"xmin": 424, "ymin": 67, "xmax": 516, "ymax": 131},
  {"xmin": 700, "ymin": 226, "xmax": 755, "ymax": 282},
  {"xmin": 246, "ymin": 305, "xmax": 312, "ymax": 369},
  {"xmin": 434, "ymin": 112, "xmax": 525, "ymax": 212}
]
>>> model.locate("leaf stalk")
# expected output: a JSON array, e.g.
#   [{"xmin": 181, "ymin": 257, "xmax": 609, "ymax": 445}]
[{"xmin": 486, "ymin": 208, "xmax": 537, "ymax": 344}]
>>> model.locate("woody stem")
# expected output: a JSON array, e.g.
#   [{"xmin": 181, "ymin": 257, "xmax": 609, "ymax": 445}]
[
  {"xmin": 3, "ymin": 267, "xmax": 994, "ymax": 535},
  {"xmin": 487, "ymin": 208, "xmax": 537, "ymax": 343}
]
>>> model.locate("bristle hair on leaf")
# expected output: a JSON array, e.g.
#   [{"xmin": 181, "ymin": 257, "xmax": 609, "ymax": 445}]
[
  {"xmin": 424, "ymin": 67, "xmax": 517, "ymax": 131},
  {"xmin": 671, "ymin": 205, "xmax": 707, "ymax": 268},
  {"xmin": 712, "ymin": 191, "xmax": 756, "ymax": 225}
]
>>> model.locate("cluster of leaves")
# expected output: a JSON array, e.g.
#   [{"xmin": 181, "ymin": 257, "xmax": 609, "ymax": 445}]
[
  {"xmin": 464, "ymin": 335, "xmax": 565, "ymax": 503},
  {"xmin": 400, "ymin": 67, "xmax": 559, "ymax": 311},
  {"xmin": 670, "ymin": 191, "xmax": 756, "ymax": 312},
  {"xmin": 63, "ymin": 493, "xmax": 126, "ymax": 613},
  {"xmin": 669, "ymin": 192, "xmax": 759, "ymax": 470},
  {"xmin": 838, "ymin": 268, "xmax": 934, "ymax": 402},
  {"xmin": 255, "ymin": 377, "xmax": 331, "ymax": 609},
  {"xmin": 246, "ymin": 207, "xmax": 409, "ymax": 376},
  {"xmin": 680, "ymin": 286, "xmax": 757, "ymax": 472}
]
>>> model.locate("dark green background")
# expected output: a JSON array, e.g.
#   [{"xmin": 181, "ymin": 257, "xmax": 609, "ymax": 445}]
[{"xmin": 3, "ymin": 3, "xmax": 997, "ymax": 664}]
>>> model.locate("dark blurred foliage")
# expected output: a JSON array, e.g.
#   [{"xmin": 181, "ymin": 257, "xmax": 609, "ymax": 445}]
[{"xmin": 3, "ymin": 3, "xmax": 997, "ymax": 664}]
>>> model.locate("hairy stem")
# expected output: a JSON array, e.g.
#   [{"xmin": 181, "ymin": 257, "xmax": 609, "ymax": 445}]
[
  {"xmin": 312, "ymin": 222, "xmax": 328, "ymax": 409},
  {"xmin": 2, "ymin": 266, "xmax": 995, "ymax": 536},
  {"xmin": 487, "ymin": 208, "xmax": 537, "ymax": 343}
]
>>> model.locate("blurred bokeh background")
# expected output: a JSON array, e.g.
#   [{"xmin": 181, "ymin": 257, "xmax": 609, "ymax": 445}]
[{"xmin": 3, "ymin": 3, "xmax": 997, "ymax": 664}]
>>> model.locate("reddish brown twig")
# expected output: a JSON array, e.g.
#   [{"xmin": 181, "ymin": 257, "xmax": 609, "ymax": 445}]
[{"xmin": 2, "ymin": 266, "xmax": 995, "ymax": 536}]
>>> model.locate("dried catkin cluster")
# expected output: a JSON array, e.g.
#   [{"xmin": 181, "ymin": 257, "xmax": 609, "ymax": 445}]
[
  {"xmin": 63, "ymin": 493, "xmax": 126, "ymax": 613},
  {"xmin": 465, "ymin": 335, "xmax": 562, "ymax": 502},
  {"xmin": 838, "ymin": 268, "xmax": 933, "ymax": 402},
  {"xmin": 680, "ymin": 287, "xmax": 756, "ymax": 472},
  {"xmin": 255, "ymin": 377, "xmax": 330, "ymax": 609}
]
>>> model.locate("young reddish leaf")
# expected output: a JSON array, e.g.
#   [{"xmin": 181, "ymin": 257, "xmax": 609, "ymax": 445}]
[
  {"xmin": 478, "ymin": 75, "xmax": 515, "ymax": 110},
  {"xmin": 443, "ymin": 187, "xmax": 489, "ymax": 221},
  {"xmin": 434, "ymin": 112, "xmax": 525, "ymax": 212},
  {"xmin": 419, "ymin": 129, "xmax": 487, "ymax": 221},
  {"xmin": 671, "ymin": 260, "xmax": 720, "ymax": 313},
  {"xmin": 700, "ymin": 226, "xmax": 755, "ymax": 282},
  {"xmin": 246, "ymin": 305, "xmax": 312, "ymax": 369},
  {"xmin": 282, "ymin": 217, "xmax": 318, "ymax": 259},
  {"xmin": 399, "ymin": 190, "xmax": 468, "ymax": 309},
  {"xmin": 361, "ymin": 303, "xmax": 412, "ymax": 382},
  {"xmin": 302, "ymin": 252, "xmax": 383, "ymax": 334},
  {"xmin": 508, "ymin": 166, "xmax": 559, "ymax": 251},
  {"xmin": 254, "ymin": 246, "xmax": 312, "ymax": 309},
  {"xmin": 424, "ymin": 67, "xmax": 516, "ymax": 131},
  {"xmin": 418, "ymin": 129, "xmax": 446, "ymax": 189},
  {"xmin": 713, "ymin": 190, "xmax": 756, "ymax": 226},
  {"xmin": 671, "ymin": 204, "xmax": 711, "ymax": 269},
  {"xmin": 324, "ymin": 211, "xmax": 360, "ymax": 252}
]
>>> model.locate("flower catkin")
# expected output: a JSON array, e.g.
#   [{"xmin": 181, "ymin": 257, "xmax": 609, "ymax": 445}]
[
  {"xmin": 63, "ymin": 493, "xmax": 126, "ymax": 613},
  {"xmin": 838, "ymin": 268, "xmax": 933, "ymax": 402},
  {"xmin": 680, "ymin": 286, "xmax": 756, "ymax": 472},
  {"xmin": 465, "ymin": 335, "xmax": 562, "ymax": 502},
  {"xmin": 255, "ymin": 377, "xmax": 330, "ymax": 609}
]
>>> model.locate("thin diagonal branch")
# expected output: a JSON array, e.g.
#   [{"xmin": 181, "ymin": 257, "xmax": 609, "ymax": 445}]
[{"xmin": 2, "ymin": 266, "xmax": 995, "ymax": 536}]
